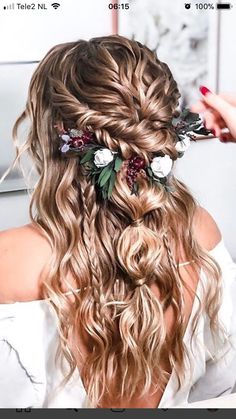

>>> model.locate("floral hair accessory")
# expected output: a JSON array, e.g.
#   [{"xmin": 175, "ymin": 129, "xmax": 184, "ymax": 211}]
[
  {"xmin": 59, "ymin": 128, "xmax": 94, "ymax": 153},
  {"xmin": 57, "ymin": 109, "xmax": 212, "ymax": 199},
  {"xmin": 150, "ymin": 155, "xmax": 172, "ymax": 178},
  {"xmin": 126, "ymin": 156, "xmax": 146, "ymax": 195},
  {"xmin": 127, "ymin": 155, "xmax": 173, "ymax": 196},
  {"xmin": 173, "ymin": 108, "xmax": 211, "ymax": 157}
]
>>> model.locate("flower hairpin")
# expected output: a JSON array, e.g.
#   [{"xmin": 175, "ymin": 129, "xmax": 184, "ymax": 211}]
[
  {"xmin": 57, "ymin": 109, "xmax": 212, "ymax": 199},
  {"xmin": 173, "ymin": 108, "xmax": 211, "ymax": 157},
  {"xmin": 58, "ymin": 128, "xmax": 95, "ymax": 153}
]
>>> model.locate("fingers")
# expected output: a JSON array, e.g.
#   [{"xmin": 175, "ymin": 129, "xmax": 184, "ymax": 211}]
[
  {"xmin": 190, "ymin": 100, "xmax": 208, "ymax": 113},
  {"xmin": 202, "ymin": 108, "xmax": 227, "ymax": 136},
  {"xmin": 191, "ymin": 87, "xmax": 236, "ymax": 140},
  {"xmin": 219, "ymin": 132, "xmax": 236, "ymax": 143},
  {"xmin": 219, "ymin": 93, "xmax": 236, "ymax": 107},
  {"xmin": 199, "ymin": 86, "xmax": 232, "ymax": 120}
]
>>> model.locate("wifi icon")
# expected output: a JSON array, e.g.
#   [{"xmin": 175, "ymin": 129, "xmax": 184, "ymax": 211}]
[{"xmin": 51, "ymin": 3, "xmax": 60, "ymax": 9}]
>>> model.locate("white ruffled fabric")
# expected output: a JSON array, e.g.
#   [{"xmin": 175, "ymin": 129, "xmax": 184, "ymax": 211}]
[{"xmin": 0, "ymin": 239, "xmax": 236, "ymax": 408}]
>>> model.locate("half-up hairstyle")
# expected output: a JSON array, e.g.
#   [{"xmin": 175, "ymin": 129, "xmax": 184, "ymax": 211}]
[{"xmin": 3, "ymin": 35, "xmax": 222, "ymax": 407}]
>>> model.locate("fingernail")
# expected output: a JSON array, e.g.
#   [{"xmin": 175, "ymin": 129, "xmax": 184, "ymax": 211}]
[
  {"xmin": 220, "ymin": 134, "xmax": 228, "ymax": 142},
  {"xmin": 199, "ymin": 85, "xmax": 212, "ymax": 96},
  {"xmin": 211, "ymin": 129, "xmax": 216, "ymax": 136}
]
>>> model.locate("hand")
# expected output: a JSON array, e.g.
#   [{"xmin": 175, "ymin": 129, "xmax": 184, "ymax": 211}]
[{"xmin": 191, "ymin": 86, "xmax": 236, "ymax": 143}]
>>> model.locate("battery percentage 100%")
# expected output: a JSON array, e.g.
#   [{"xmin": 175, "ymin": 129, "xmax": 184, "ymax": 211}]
[{"xmin": 195, "ymin": 3, "xmax": 215, "ymax": 9}]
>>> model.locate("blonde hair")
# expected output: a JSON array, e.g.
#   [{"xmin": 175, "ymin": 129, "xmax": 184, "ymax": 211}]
[{"xmin": 1, "ymin": 35, "xmax": 222, "ymax": 407}]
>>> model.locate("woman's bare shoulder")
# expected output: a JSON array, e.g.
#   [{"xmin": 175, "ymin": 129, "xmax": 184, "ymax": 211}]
[
  {"xmin": 0, "ymin": 223, "xmax": 52, "ymax": 303},
  {"xmin": 193, "ymin": 206, "xmax": 222, "ymax": 251},
  {"xmin": 0, "ymin": 223, "xmax": 49, "ymax": 257}
]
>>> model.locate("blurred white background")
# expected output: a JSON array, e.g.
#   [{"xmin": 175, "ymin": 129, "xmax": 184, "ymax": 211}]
[
  {"xmin": 0, "ymin": 0, "xmax": 236, "ymax": 259},
  {"xmin": 0, "ymin": 0, "xmax": 112, "ymax": 193}
]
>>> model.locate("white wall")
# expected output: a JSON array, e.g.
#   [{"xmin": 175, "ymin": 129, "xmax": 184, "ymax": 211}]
[
  {"xmin": 0, "ymin": 0, "xmax": 112, "ymax": 61},
  {"xmin": 0, "ymin": 191, "xmax": 31, "ymax": 231},
  {"xmin": 175, "ymin": 140, "xmax": 236, "ymax": 259}
]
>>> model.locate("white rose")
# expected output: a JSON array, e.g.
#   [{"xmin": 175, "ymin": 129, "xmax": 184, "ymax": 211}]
[
  {"xmin": 175, "ymin": 136, "xmax": 191, "ymax": 153},
  {"xmin": 150, "ymin": 155, "xmax": 173, "ymax": 178},
  {"xmin": 94, "ymin": 148, "xmax": 115, "ymax": 167}
]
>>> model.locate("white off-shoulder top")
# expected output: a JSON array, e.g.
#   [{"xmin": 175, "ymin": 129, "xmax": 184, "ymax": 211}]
[{"xmin": 0, "ymin": 240, "xmax": 236, "ymax": 408}]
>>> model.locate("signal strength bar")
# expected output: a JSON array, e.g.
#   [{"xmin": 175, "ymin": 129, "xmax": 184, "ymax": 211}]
[{"xmin": 3, "ymin": 3, "xmax": 15, "ymax": 10}]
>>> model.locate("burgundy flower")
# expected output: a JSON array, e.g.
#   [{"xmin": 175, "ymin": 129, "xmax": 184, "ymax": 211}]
[
  {"xmin": 71, "ymin": 138, "xmax": 84, "ymax": 149},
  {"xmin": 126, "ymin": 156, "xmax": 146, "ymax": 189},
  {"xmin": 129, "ymin": 156, "xmax": 146, "ymax": 170}
]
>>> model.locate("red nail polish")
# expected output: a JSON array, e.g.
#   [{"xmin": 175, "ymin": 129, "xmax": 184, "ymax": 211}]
[
  {"xmin": 199, "ymin": 85, "xmax": 212, "ymax": 96},
  {"xmin": 211, "ymin": 129, "xmax": 216, "ymax": 136}
]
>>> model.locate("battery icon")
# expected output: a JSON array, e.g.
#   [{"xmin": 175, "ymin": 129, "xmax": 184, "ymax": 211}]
[{"xmin": 217, "ymin": 3, "xmax": 232, "ymax": 8}]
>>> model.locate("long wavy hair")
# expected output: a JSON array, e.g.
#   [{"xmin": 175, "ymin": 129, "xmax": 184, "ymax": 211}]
[{"xmin": 1, "ymin": 35, "xmax": 222, "ymax": 407}]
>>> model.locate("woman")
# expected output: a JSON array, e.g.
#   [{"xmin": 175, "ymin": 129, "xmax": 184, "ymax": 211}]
[{"xmin": 0, "ymin": 35, "xmax": 236, "ymax": 408}]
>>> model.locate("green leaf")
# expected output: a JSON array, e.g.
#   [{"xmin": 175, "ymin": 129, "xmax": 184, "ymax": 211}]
[
  {"xmin": 186, "ymin": 112, "xmax": 200, "ymax": 123},
  {"xmin": 101, "ymin": 182, "xmax": 109, "ymax": 200},
  {"xmin": 172, "ymin": 117, "xmax": 179, "ymax": 127},
  {"xmin": 101, "ymin": 187, "xmax": 105, "ymax": 199},
  {"xmin": 159, "ymin": 177, "xmax": 167, "ymax": 185},
  {"xmin": 114, "ymin": 157, "xmax": 123, "ymax": 172},
  {"xmin": 100, "ymin": 166, "xmax": 113, "ymax": 187},
  {"xmin": 80, "ymin": 150, "xmax": 94, "ymax": 164},
  {"xmin": 97, "ymin": 166, "xmax": 109, "ymax": 184},
  {"xmin": 107, "ymin": 171, "xmax": 116, "ymax": 199},
  {"xmin": 131, "ymin": 181, "xmax": 139, "ymax": 196},
  {"xmin": 147, "ymin": 167, "xmax": 153, "ymax": 178},
  {"xmin": 98, "ymin": 165, "xmax": 111, "ymax": 185},
  {"xmin": 87, "ymin": 143, "xmax": 102, "ymax": 151}
]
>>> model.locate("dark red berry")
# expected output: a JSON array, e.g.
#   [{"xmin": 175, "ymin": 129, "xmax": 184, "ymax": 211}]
[{"xmin": 72, "ymin": 138, "xmax": 84, "ymax": 148}]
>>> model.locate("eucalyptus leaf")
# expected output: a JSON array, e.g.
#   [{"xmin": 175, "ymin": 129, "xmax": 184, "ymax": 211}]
[
  {"xmin": 172, "ymin": 117, "xmax": 179, "ymax": 127},
  {"xmin": 107, "ymin": 171, "xmax": 116, "ymax": 199},
  {"xmin": 130, "ymin": 185, "xmax": 135, "ymax": 195},
  {"xmin": 147, "ymin": 167, "xmax": 153, "ymax": 178},
  {"xmin": 101, "ymin": 182, "xmax": 109, "ymax": 199},
  {"xmin": 185, "ymin": 113, "xmax": 200, "ymax": 124},
  {"xmin": 102, "ymin": 189, "xmax": 107, "ymax": 200},
  {"xmin": 131, "ymin": 181, "xmax": 139, "ymax": 196},
  {"xmin": 97, "ymin": 165, "xmax": 110, "ymax": 184},
  {"xmin": 159, "ymin": 177, "xmax": 167, "ymax": 185},
  {"xmin": 181, "ymin": 109, "xmax": 189, "ymax": 119},
  {"xmin": 114, "ymin": 157, "xmax": 123, "ymax": 172},
  {"xmin": 100, "ymin": 166, "xmax": 113, "ymax": 187},
  {"xmin": 80, "ymin": 150, "xmax": 94, "ymax": 164}
]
